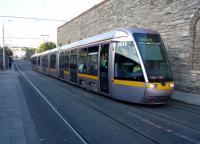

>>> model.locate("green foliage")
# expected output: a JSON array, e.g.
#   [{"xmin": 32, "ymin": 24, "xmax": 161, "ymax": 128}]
[{"xmin": 37, "ymin": 41, "xmax": 56, "ymax": 53}]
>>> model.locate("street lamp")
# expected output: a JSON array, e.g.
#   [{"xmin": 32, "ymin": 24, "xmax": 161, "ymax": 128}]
[{"xmin": 2, "ymin": 20, "xmax": 12, "ymax": 70}]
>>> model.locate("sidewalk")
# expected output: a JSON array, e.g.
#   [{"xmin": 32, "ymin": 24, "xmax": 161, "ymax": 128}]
[
  {"xmin": 172, "ymin": 90, "xmax": 200, "ymax": 106},
  {"xmin": 0, "ymin": 68, "xmax": 41, "ymax": 144}
]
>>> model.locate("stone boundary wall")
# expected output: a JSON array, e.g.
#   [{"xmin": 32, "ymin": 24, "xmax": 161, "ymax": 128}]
[{"xmin": 57, "ymin": 0, "xmax": 200, "ymax": 94}]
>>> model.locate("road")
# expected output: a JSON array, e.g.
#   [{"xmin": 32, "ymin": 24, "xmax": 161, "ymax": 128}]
[{"xmin": 14, "ymin": 60, "xmax": 200, "ymax": 144}]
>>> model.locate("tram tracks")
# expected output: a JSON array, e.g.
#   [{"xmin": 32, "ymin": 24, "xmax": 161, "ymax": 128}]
[
  {"xmin": 65, "ymin": 84, "xmax": 200, "ymax": 144},
  {"xmin": 15, "ymin": 61, "xmax": 89, "ymax": 144},
  {"xmin": 125, "ymin": 104, "xmax": 200, "ymax": 144},
  {"xmin": 16, "ymin": 61, "xmax": 161, "ymax": 144},
  {"xmin": 16, "ymin": 60, "xmax": 200, "ymax": 144},
  {"xmin": 132, "ymin": 105, "xmax": 200, "ymax": 131},
  {"xmin": 168, "ymin": 100, "xmax": 200, "ymax": 115},
  {"xmin": 60, "ymin": 90, "xmax": 161, "ymax": 144},
  {"xmin": 42, "ymin": 77, "xmax": 200, "ymax": 144},
  {"xmin": 65, "ymin": 88, "xmax": 200, "ymax": 144}
]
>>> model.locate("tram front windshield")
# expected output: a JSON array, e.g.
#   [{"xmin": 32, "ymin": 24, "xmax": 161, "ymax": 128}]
[{"xmin": 133, "ymin": 33, "xmax": 173, "ymax": 82}]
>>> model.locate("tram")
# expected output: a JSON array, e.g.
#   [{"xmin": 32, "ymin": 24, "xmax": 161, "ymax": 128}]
[{"xmin": 31, "ymin": 27, "xmax": 174, "ymax": 104}]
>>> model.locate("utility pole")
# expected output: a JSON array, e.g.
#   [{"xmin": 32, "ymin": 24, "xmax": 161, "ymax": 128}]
[
  {"xmin": 2, "ymin": 22, "xmax": 5, "ymax": 70},
  {"xmin": 2, "ymin": 20, "xmax": 12, "ymax": 70}
]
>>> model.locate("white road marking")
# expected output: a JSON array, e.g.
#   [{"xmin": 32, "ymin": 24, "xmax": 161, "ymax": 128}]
[{"xmin": 126, "ymin": 111, "xmax": 200, "ymax": 144}]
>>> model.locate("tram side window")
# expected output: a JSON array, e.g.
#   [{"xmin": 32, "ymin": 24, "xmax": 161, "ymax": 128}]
[
  {"xmin": 38, "ymin": 57, "xmax": 40, "ymax": 66},
  {"xmin": 41, "ymin": 56, "xmax": 44, "ymax": 67},
  {"xmin": 31, "ymin": 58, "xmax": 34, "ymax": 65},
  {"xmin": 32, "ymin": 58, "xmax": 36, "ymax": 65},
  {"xmin": 64, "ymin": 51, "xmax": 70, "ymax": 70},
  {"xmin": 87, "ymin": 46, "xmax": 98, "ymax": 76},
  {"xmin": 114, "ymin": 42, "xmax": 144, "ymax": 81},
  {"xmin": 42, "ymin": 56, "xmax": 47, "ymax": 67},
  {"xmin": 70, "ymin": 50, "xmax": 77, "ymax": 69},
  {"xmin": 62, "ymin": 52, "xmax": 65, "ymax": 69},
  {"xmin": 50, "ymin": 54, "xmax": 56, "ymax": 69},
  {"xmin": 45, "ymin": 56, "xmax": 48, "ymax": 67},
  {"xmin": 78, "ymin": 48, "xmax": 87, "ymax": 73},
  {"xmin": 59, "ymin": 52, "xmax": 64, "ymax": 69}
]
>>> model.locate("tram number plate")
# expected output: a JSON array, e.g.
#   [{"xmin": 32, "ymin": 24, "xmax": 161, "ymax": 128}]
[{"xmin": 118, "ymin": 42, "xmax": 127, "ymax": 47}]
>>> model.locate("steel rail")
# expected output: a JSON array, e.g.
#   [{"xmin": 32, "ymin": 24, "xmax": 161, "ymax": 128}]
[{"xmin": 14, "ymin": 61, "xmax": 89, "ymax": 144}]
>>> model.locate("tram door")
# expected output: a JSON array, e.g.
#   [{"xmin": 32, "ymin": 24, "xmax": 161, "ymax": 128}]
[
  {"xmin": 100, "ymin": 44, "xmax": 109, "ymax": 93},
  {"xmin": 59, "ymin": 52, "xmax": 64, "ymax": 79},
  {"xmin": 70, "ymin": 50, "xmax": 78, "ymax": 83}
]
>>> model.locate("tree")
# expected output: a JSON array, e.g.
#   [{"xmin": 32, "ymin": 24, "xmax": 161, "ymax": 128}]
[{"xmin": 36, "ymin": 41, "xmax": 56, "ymax": 53}]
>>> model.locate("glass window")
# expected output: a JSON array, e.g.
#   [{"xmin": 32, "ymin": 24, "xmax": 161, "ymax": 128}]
[
  {"xmin": 32, "ymin": 58, "xmax": 36, "ymax": 65},
  {"xmin": 114, "ymin": 41, "xmax": 144, "ymax": 81},
  {"xmin": 64, "ymin": 51, "xmax": 70, "ymax": 70},
  {"xmin": 87, "ymin": 46, "xmax": 98, "ymax": 76},
  {"xmin": 43, "ymin": 55, "xmax": 48, "ymax": 67},
  {"xmin": 78, "ymin": 48, "xmax": 87, "ymax": 73},
  {"xmin": 46, "ymin": 56, "xmax": 48, "ymax": 67},
  {"xmin": 133, "ymin": 33, "xmax": 173, "ymax": 82},
  {"xmin": 50, "ymin": 53, "xmax": 56, "ymax": 69},
  {"xmin": 59, "ymin": 52, "xmax": 64, "ymax": 69},
  {"xmin": 41, "ymin": 56, "xmax": 44, "ymax": 67},
  {"xmin": 70, "ymin": 50, "xmax": 77, "ymax": 69},
  {"xmin": 100, "ymin": 44, "xmax": 109, "ymax": 72},
  {"xmin": 61, "ymin": 53, "xmax": 64, "ymax": 69},
  {"xmin": 38, "ymin": 57, "xmax": 40, "ymax": 65}
]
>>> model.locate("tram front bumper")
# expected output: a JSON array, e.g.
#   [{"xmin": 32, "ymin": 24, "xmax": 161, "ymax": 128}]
[{"xmin": 143, "ymin": 82, "xmax": 174, "ymax": 104}]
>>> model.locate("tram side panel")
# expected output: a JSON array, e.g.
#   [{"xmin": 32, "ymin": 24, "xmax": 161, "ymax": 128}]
[{"xmin": 110, "ymin": 42, "xmax": 145, "ymax": 103}]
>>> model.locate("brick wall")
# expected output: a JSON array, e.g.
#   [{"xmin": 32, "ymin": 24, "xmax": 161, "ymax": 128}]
[{"xmin": 57, "ymin": 0, "xmax": 200, "ymax": 94}]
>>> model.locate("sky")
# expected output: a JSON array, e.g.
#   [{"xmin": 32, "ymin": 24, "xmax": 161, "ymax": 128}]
[{"xmin": 0, "ymin": 0, "xmax": 104, "ymax": 48}]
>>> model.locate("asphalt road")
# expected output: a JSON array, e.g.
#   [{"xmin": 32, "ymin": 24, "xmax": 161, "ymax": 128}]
[{"xmin": 14, "ymin": 60, "xmax": 200, "ymax": 144}]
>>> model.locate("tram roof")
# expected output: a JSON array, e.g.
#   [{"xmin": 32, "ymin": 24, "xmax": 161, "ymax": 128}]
[
  {"xmin": 60, "ymin": 27, "xmax": 159, "ymax": 50},
  {"xmin": 31, "ymin": 27, "xmax": 160, "ymax": 58},
  {"xmin": 31, "ymin": 53, "xmax": 40, "ymax": 58},
  {"xmin": 31, "ymin": 47, "xmax": 59, "ymax": 58},
  {"xmin": 49, "ymin": 47, "xmax": 60, "ymax": 53},
  {"xmin": 60, "ymin": 30, "xmax": 117, "ymax": 51}
]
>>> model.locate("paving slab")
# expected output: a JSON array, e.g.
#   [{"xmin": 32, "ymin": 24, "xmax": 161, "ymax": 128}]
[{"xmin": 0, "ymin": 69, "xmax": 41, "ymax": 144}]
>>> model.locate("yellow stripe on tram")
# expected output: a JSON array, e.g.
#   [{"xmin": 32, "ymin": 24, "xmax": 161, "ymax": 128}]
[
  {"xmin": 112, "ymin": 79, "xmax": 145, "ymax": 87},
  {"xmin": 146, "ymin": 82, "xmax": 174, "ymax": 90},
  {"xmin": 78, "ymin": 73, "xmax": 99, "ymax": 80},
  {"xmin": 64, "ymin": 70, "xmax": 70, "ymax": 75},
  {"xmin": 49, "ymin": 68, "xmax": 57, "ymax": 72}
]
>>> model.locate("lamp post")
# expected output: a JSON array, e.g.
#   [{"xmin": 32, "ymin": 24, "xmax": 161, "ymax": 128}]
[
  {"xmin": 2, "ymin": 20, "xmax": 12, "ymax": 70},
  {"xmin": 2, "ymin": 22, "xmax": 5, "ymax": 70}
]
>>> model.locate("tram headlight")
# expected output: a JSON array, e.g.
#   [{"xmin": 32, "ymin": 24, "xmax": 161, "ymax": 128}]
[
  {"xmin": 170, "ymin": 82, "xmax": 175, "ymax": 88},
  {"xmin": 147, "ymin": 83, "xmax": 158, "ymax": 89}
]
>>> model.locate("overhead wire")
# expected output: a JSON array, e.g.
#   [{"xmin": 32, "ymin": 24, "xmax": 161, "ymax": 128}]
[
  {"xmin": 35, "ymin": 0, "xmax": 47, "ymax": 21},
  {"xmin": 0, "ymin": 15, "xmax": 66, "ymax": 22},
  {"xmin": 4, "ymin": 37, "xmax": 41, "ymax": 40}
]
